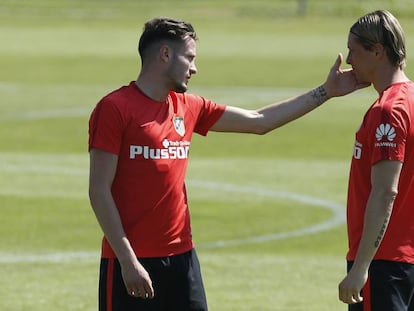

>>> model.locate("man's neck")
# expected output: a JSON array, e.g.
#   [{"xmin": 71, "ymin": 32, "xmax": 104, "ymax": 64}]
[
  {"xmin": 373, "ymin": 68, "xmax": 408, "ymax": 94},
  {"xmin": 135, "ymin": 76, "xmax": 170, "ymax": 102}
]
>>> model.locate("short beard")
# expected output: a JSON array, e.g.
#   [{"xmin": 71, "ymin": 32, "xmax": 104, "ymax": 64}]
[{"xmin": 172, "ymin": 82, "xmax": 188, "ymax": 93}]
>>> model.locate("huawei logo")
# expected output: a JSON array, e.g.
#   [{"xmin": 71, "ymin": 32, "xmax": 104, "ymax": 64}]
[{"xmin": 375, "ymin": 123, "xmax": 396, "ymax": 141}]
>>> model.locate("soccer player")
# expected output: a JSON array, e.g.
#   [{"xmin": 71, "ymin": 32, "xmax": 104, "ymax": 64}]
[
  {"xmin": 338, "ymin": 10, "xmax": 414, "ymax": 310},
  {"xmin": 89, "ymin": 17, "xmax": 366, "ymax": 311}
]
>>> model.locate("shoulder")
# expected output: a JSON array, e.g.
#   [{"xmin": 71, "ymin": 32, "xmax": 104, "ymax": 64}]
[
  {"xmin": 102, "ymin": 82, "xmax": 137, "ymax": 104},
  {"xmin": 374, "ymin": 82, "xmax": 411, "ymax": 113},
  {"xmin": 365, "ymin": 82, "xmax": 413, "ymax": 133},
  {"xmin": 98, "ymin": 82, "xmax": 148, "ymax": 113}
]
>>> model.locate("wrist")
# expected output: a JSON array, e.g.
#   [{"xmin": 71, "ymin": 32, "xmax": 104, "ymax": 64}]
[
  {"xmin": 311, "ymin": 85, "xmax": 329, "ymax": 106},
  {"xmin": 350, "ymin": 259, "xmax": 371, "ymax": 275},
  {"xmin": 114, "ymin": 238, "xmax": 137, "ymax": 264},
  {"xmin": 118, "ymin": 251, "xmax": 139, "ymax": 268}
]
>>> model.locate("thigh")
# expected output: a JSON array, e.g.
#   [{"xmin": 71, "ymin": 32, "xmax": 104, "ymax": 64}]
[
  {"xmin": 370, "ymin": 260, "xmax": 414, "ymax": 311},
  {"xmin": 99, "ymin": 251, "xmax": 208, "ymax": 311},
  {"xmin": 167, "ymin": 249, "xmax": 208, "ymax": 311},
  {"xmin": 349, "ymin": 303, "xmax": 363, "ymax": 311},
  {"xmin": 99, "ymin": 258, "xmax": 160, "ymax": 311},
  {"xmin": 349, "ymin": 260, "xmax": 414, "ymax": 311}
]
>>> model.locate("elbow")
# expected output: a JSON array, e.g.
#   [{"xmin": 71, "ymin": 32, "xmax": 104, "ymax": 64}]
[
  {"xmin": 253, "ymin": 123, "xmax": 282, "ymax": 135},
  {"xmin": 245, "ymin": 111, "xmax": 272, "ymax": 135},
  {"xmin": 385, "ymin": 185, "xmax": 398, "ymax": 201},
  {"xmin": 88, "ymin": 186, "xmax": 98, "ymax": 206},
  {"xmin": 88, "ymin": 187, "xmax": 95, "ymax": 202},
  {"xmin": 377, "ymin": 187, "xmax": 399, "ymax": 208},
  {"xmin": 386, "ymin": 188, "xmax": 398, "ymax": 204},
  {"xmin": 88, "ymin": 179, "xmax": 113, "ymax": 207},
  {"xmin": 242, "ymin": 126, "xmax": 269, "ymax": 135},
  {"xmin": 251, "ymin": 113, "xmax": 285, "ymax": 135},
  {"xmin": 250, "ymin": 118, "xmax": 275, "ymax": 135},
  {"xmin": 88, "ymin": 183, "xmax": 103, "ymax": 206}
]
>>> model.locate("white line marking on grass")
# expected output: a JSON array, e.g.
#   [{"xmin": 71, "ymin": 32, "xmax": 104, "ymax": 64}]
[
  {"xmin": 0, "ymin": 86, "xmax": 305, "ymax": 121},
  {"xmin": 1, "ymin": 107, "xmax": 91, "ymax": 121},
  {"xmin": 187, "ymin": 180, "xmax": 345, "ymax": 249},
  {"xmin": 0, "ymin": 251, "xmax": 100, "ymax": 264},
  {"xmin": 1, "ymin": 180, "xmax": 345, "ymax": 263}
]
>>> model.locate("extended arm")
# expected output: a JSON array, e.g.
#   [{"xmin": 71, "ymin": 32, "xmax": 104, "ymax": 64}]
[
  {"xmin": 211, "ymin": 54, "xmax": 369, "ymax": 134},
  {"xmin": 89, "ymin": 148, "xmax": 154, "ymax": 299},
  {"xmin": 338, "ymin": 160, "xmax": 402, "ymax": 304}
]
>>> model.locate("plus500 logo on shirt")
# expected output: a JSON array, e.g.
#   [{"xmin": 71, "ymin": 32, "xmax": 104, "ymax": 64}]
[{"xmin": 129, "ymin": 139, "xmax": 190, "ymax": 159}]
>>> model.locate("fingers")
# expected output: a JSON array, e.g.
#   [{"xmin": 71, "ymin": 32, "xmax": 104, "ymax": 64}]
[
  {"xmin": 122, "ymin": 260, "xmax": 155, "ymax": 300},
  {"xmin": 144, "ymin": 283, "xmax": 155, "ymax": 299},
  {"xmin": 331, "ymin": 53, "xmax": 343, "ymax": 72},
  {"xmin": 338, "ymin": 283, "xmax": 364, "ymax": 304},
  {"xmin": 128, "ymin": 281, "xmax": 154, "ymax": 299},
  {"xmin": 339, "ymin": 291, "xmax": 363, "ymax": 304},
  {"xmin": 352, "ymin": 293, "xmax": 363, "ymax": 304},
  {"xmin": 129, "ymin": 288, "xmax": 151, "ymax": 299}
]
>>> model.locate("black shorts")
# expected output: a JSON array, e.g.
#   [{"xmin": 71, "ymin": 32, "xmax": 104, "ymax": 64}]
[
  {"xmin": 347, "ymin": 260, "xmax": 414, "ymax": 311},
  {"xmin": 99, "ymin": 249, "xmax": 208, "ymax": 311}
]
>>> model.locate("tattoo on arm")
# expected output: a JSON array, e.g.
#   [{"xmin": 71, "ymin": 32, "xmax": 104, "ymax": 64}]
[
  {"xmin": 374, "ymin": 210, "xmax": 392, "ymax": 248},
  {"xmin": 311, "ymin": 85, "xmax": 328, "ymax": 106}
]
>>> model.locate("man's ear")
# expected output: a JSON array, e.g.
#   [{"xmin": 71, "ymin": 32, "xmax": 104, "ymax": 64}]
[
  {"xmin": 159, "ymin": 45, "xmax": 171, "ymax": 63},
  {"xmin": 373, "ymin": 43, "xmax": 385, "ymax": 57}
]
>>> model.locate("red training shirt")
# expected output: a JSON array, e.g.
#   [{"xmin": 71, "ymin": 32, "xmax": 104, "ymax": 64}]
[
  {"xmin": 89, "ymin": 82, "xmax": 226, "ymax": 258},
  {"xmin": 346, "ymin": 81, "xmax": 414, "ymax": 263}
]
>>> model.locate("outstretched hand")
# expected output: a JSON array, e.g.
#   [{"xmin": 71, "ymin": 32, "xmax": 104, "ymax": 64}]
[{"xmin": 324, "ymin": 53, "xmax": 370, "ymax": 98}]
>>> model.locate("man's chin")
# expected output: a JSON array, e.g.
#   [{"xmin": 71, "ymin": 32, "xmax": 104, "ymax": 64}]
[
  {"xmin": 173, "ymin": 84, "xmax": 188, "ymax": 93},
  {"xmin": 355, "ymin": 75, "xmax": 370, "ymax": 85},
  {"xmin": 359, "ymin": 78, "xmax": 371, "ymax": 84}
]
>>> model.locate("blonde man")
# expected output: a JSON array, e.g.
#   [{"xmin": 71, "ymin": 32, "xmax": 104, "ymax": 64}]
[{"xmin": 339, "ymin": 10, "xmax": 414, "ymax": 311}]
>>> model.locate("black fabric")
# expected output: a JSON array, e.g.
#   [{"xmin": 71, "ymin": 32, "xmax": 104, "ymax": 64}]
[{"xmin": 99, "ymin": 249, "xmax": 208, "ymax": 311}]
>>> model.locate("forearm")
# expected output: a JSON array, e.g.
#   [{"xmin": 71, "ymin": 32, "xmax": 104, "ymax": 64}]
[
  {"xmin": 352, "ymin": 161, "xmax": 401, "ymax": 272},
  {"xmin": 211, "ymin": 85, "xmax": 329, "ymax": 134},
  {"xmin": 89, "ymin": 188, "xmax": 136, "ymax": 264},
  {"xmin": 256, "ymin": 85, "xmax": 329, "ymax": 133},
  {"xmin": 351, "ymin": 191, "xmax": 394, "ymax": 272}
]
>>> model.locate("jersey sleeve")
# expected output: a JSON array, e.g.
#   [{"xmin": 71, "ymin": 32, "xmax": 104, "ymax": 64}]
[
  {"xmin": 368, "ymin": 100, "xmax": 409, "ymax": 165},
  {"xmin": 88, "ymin": 98, "xmax": 124, "ymax": 155},
  {"xmin": 192, "ymin": 96, "xmax": 226, "ymax": 136}
]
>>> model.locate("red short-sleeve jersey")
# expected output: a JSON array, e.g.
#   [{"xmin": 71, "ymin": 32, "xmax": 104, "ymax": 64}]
[
  {"xmin": 89, "ymin": 82, "xmax": 226, "ymax": 258},
  {"xmin": 346, "ymin": 81, "xmax": 414, "ymax": 263}
]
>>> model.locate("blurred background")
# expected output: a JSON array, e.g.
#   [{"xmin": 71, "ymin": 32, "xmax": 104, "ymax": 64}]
[{"xmin": 0, "ymin": 1, "xmax": 413, "ymax": 310}]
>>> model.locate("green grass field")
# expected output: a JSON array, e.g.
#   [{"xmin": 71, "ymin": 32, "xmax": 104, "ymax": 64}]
[{"xmin": 1, "ymin": 1, "xmax": 414, "ymax": 310}]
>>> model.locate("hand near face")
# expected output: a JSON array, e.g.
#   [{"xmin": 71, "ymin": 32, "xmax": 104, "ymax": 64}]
[{"xmin": 324, "ymin": 53, "xmax": 371, "ymax": 99}]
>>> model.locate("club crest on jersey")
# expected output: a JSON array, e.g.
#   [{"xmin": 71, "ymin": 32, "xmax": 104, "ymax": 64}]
[{"xmin": 173, "ymin": 115, "xmax": 185, "ymax": 137}]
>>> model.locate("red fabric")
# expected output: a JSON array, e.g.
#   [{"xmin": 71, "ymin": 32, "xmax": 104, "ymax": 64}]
[
  {"xmin": 347, "ymin": 81, "xmax": 414, "ymax": 263},
  {"xmin": 89, "ymin": 82, "xmax": 225, "ymax": 258}
]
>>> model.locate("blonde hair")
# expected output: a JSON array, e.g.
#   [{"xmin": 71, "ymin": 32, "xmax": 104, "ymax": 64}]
[{"xmin": 350, "ymin": 10, "xmax": 406, "ymax": 69}]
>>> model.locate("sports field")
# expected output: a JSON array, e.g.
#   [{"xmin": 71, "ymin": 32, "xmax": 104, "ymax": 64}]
[{"xmin": 1, "ymin": 1, "xmax": 413, "ymax": 310}]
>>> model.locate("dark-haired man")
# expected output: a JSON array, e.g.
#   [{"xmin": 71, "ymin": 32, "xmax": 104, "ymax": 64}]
[{"xmin": 89, "ymin": 17, "xmax": 366, "ymax": 311}]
